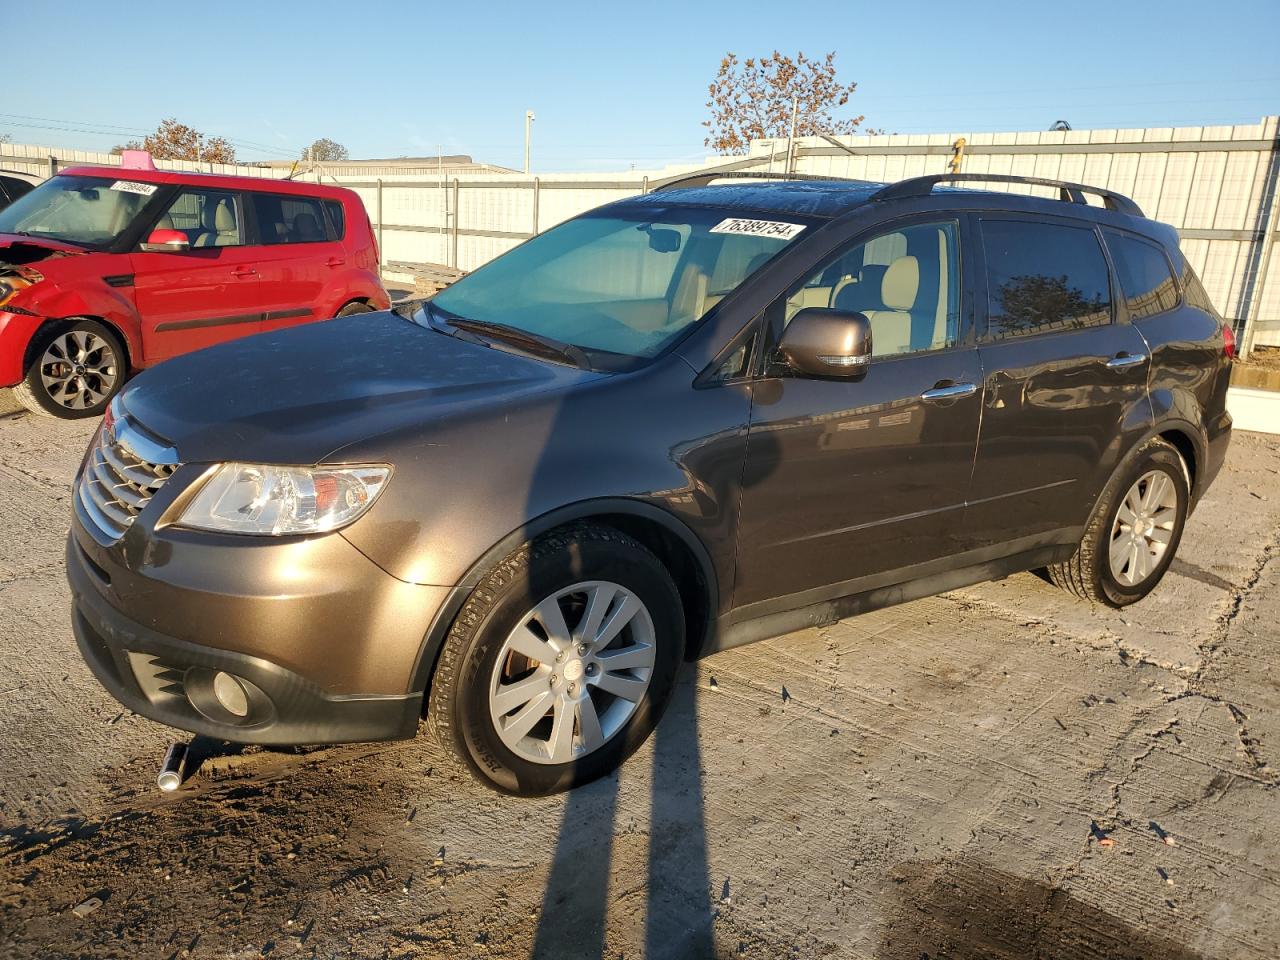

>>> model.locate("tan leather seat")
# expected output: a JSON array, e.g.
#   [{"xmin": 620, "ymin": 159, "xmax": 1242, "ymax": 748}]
[
  {"xmin": 863, "ymin": 256, "xmax": 918, "ymax": 356},
  {"xmin": 193, "ymin": 199, "xmax": 239, "ymax": 247}
]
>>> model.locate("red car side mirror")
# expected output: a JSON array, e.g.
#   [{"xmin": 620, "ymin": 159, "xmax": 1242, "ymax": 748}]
[{"xmin": 140, "ymin": 228, "xmax": 190, "ymax": 253}]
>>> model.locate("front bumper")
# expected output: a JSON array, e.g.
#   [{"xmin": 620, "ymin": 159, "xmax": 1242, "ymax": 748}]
[
  {"xmin": 71, "ymin": 548, "xmax": 422, "ymax": 744},
  {"xmin": 0, "ymin": 308, "xmax": 43, "ymax": 386},
  {"xmin": 68, "ymin": 477, "xmax": 452, "ymax": 744}
]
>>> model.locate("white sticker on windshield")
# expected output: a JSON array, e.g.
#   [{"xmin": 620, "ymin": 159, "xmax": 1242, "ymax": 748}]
[
  {"xmin": 709, "ymin": 217, "xmax": 806, "ymax": 240},
  {"xmin": 110, "ymin": 180, "xmax": 158, "ymax": 196}
]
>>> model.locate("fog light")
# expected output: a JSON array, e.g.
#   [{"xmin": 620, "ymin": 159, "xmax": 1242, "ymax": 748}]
[{"xmin": 212, "ymin": 671, "xmax": 250, "ymax": 718}]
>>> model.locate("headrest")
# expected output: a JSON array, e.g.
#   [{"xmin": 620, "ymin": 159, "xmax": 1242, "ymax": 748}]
[
  {"xmin": 881, "ymin": 256, "xmax": 919, "ymax": 310},
  {"xmin": 293, "ymin": 212, "xmax": 322, "ymax": 241},
  {"xmin": 833, "ymin": 263, "xmax": 888, "ymax": 314},
  {"xmin": 215, "ymin": 200, "xmax": 236, "ymax": 232}
]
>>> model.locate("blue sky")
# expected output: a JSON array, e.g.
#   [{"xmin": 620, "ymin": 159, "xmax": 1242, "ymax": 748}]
[{"xmin": 6, "ymin": 0, "xmax": 1278, "ymax": 171}]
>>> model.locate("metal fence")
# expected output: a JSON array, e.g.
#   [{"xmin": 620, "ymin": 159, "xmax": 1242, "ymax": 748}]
[{"xmin": 5, "ymin": 117, "xmax": 1278, "ymax": 354}]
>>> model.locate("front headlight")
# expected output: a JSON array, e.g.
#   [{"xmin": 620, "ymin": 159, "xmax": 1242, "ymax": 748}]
[
  {"xmin": 0, "ymin": 268, "xmax": 43, "ymax": 308},
  {"xmin": 177, "ymin": 463, "xmax": 391, "ymax": 536}
]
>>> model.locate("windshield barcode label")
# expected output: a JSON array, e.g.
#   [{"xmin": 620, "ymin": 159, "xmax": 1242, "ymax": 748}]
[
  {"xmin": 710, "ymin": 218, "xmax": 806, "ymax": 240},
  {"xmin": 110, "ymin": 180, "xmax": 158, "ymax": 196}
]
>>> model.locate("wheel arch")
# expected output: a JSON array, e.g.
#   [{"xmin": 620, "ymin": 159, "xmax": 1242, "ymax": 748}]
[
  {"xmin": 408, "ymin": 498, "xmax": 720, "ymax": 696},
  {"xmin": 24, "ymin": 313, "xmax": 135, "ymax": 374}
]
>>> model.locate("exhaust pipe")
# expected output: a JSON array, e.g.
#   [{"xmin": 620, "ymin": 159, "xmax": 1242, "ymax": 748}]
[{"xmin": 157, "ymin": 741, "xmax": 189, "ymax": 792}]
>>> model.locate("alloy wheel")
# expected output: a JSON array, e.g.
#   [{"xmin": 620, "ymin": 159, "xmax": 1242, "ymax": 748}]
[
  {"xmin": 1108, "ymin": 469, "xmax": 1178, "ymax": 586},
  {"xmin": 488, "ymin": 580, "xmax": 656, "ymax": 765},
  {"xmin": 39, "ymin": 330, "xmax": 118, "ymax": 410}
]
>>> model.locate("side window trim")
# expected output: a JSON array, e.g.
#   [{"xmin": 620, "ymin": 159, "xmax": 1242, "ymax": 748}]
[{"xmin": 976, "ymin": 212, "xmax": 1117, "ymax": 344}]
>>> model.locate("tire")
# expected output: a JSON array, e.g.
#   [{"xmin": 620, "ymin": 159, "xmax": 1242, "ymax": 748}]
[
  {"xmin": 14, "ymin": 319, "xmax": 126, "ymax": 419},
  {"xmin": 1045, "ymin": 437, "xmax": 1188, "ymax": 607},
  {"xmin": 427, "ymin": 523, "xmax": 685, "ymax": 795},
  {"xmin": 334, "ymin": 301, "xmax": 373, "ymax": 319}
]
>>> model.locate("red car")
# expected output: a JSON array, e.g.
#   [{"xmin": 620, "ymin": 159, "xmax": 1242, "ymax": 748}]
[{"xmin": 0, "ymin": 165, "xmax": 388, "ymax": 417}]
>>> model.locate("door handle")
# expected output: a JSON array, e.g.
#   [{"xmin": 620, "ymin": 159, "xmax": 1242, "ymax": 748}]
[
  {"xmin": 232, "ymin": 266, "xmax": 257, "ymax": 278},
  {"xmin": 326, "ymin": 256, "xmax": 346, "ymax": 267},
  {"xmin": 921, "ymin": 382, "xmax": 978, "ymax": 402},
  {"xmin": 1105, "ymin": 352, "xmax": 1147, "ymax": 368}
]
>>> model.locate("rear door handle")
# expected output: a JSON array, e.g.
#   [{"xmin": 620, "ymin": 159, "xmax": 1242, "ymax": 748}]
[
  {"xmin": 1106, "ymin": 352, "xmax": 1147, "ymax": 368},
  {"xmin": 232, "ymin": 266, "xmax": 257, "ymax": 278},
  {"xmin": 920, "ymin": 382, "xmax": 978, "ymax": 402},
  {"xmin": 326, "ymin": 256, "xmax": 346, "ymax": 267}
]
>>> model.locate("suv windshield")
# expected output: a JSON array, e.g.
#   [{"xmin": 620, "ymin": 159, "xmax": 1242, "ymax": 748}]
[
  {"xmin": 429, "ymin": 208, "xmax": 808, "ymax": 365},
  {"xmin": 0, "ymin": 174, "xmax": 157, "ymax": 248}
]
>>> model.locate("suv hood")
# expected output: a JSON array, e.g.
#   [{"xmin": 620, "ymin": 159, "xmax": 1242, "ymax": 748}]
[
  {"xmin": 119, "ymin": 310, "xmax": 604, "ymax": 464},
  {"xmin": 0, "ymin": 234, "xmax": 89, "ymax": 265}
]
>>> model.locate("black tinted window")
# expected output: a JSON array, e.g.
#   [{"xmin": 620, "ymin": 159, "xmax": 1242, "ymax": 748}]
[
  {"xmin": 1106, "ymin": 231, "xmax": 1179, "ymax": 319},
  {"xmin": 324, "ymin": 200, "xmax": 345, "ymax": 240},
  {"xmin": 1, "ymin": 177, "xmax": 35, "ymax": 204},
  {"xmin": 1177, "ymin": 255, "xmax": 1219, "ymax": 316},
  {"xmin": 981, "ymin": 220, "xmax": 1112, "ymax": 339},
  {"xmin": 250, "ymin": 194, "xmax": 329, "ymax": 245}
]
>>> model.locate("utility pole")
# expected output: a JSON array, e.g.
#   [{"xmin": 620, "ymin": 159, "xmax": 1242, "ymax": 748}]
[
  {"xmin": 524, "ymin": 110, "xmax": 535, "ymax": 175},
  {"xmin": 785, "ymin": 96, "xmax": 799, "ymax": 174}
]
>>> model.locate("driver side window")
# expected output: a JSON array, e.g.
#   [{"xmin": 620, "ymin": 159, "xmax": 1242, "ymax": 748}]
[
  {"xmin": 781, "ymin": 220, "xmax": 962, "ymax": 358},
  {"xmin": 156, "ymin": 189, "xmax": 243, "ymax": 249}
]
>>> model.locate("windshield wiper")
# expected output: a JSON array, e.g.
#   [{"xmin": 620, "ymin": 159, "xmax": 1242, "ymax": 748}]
[{"xmin": 446, "ymin": 317, "xmax": 592, "ymax": 370}]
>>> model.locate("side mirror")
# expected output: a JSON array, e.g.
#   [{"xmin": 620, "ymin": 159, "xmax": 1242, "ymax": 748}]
[
  {"xmin": 778, "ymin": 307, "xmax": 873, "ymax": 378},
  {"xmin": 140, "ymin": 228, "xmax": 190, "ymax": 253}
]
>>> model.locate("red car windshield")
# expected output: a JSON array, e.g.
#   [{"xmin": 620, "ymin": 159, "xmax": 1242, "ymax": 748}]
[{"xmin": 0, "ymin": 174, "xmax": 156, "ymax": 249}]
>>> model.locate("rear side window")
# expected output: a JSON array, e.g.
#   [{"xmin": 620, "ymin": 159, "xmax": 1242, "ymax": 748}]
[
  {"xmin": 323, "ymin": 200, "xmax": 345, "ymax": 240},
  {"xmin": 249, "ymin": 193, "xmax": 329, "ymax": 245},
  {"xmin": 1, "ymin": 176, "xmax": 35, "ymax": 204},
  {"xmin": 980, "ymin": 220, "xmax": 1112, "ymax": 339},
  {"xmin": 1177, "ymin": 255, "xmax": 1219, "ymax": 316},
  {"xmin": 1105, "ymin": 231, "xmax": 1179, "ymax": 319}
]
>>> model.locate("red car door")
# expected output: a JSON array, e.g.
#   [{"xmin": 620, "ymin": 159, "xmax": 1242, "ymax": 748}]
[
  {"xmin": 130, "ymin": 188, "xmax": 263, "ymax": 362},
  {"xmin": 245, "ymin": 192, "xmax": 344, "ymax": 333}
]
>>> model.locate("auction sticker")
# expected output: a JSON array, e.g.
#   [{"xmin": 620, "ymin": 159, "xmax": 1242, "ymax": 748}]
[
  {"xmin": 710, "ymin": 217, "xmax": 806, "ymax": 240},
  {"xmin": 110, "ymin": 180, "xmax": 158, "ymax": 196}
]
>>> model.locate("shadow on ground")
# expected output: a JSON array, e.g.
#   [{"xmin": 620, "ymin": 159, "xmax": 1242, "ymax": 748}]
[{"xmin": 878, "ymin": 858, "xmax": 1204, "ymax": 960}]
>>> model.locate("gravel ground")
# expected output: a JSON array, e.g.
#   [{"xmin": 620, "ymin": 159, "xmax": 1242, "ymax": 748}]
[{"xmin": 0, "ymin": 395, "xmax": 1277, "ymax": 960}]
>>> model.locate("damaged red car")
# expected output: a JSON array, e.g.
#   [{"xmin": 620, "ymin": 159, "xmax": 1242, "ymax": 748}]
[{"xmin": 0, "ymin": 166, "xmax": 387, "ymax": 417}]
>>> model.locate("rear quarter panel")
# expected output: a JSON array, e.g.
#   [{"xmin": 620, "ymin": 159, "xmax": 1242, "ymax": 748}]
[{"xmin": 1135, "ymin": 301, "xmax": 1231, "ymax": 498}]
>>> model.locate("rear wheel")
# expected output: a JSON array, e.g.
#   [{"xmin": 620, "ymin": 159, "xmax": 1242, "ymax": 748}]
[
  {"xmin": 427, "ymin": 523, "xmax": 684, "ymax": 795},
  {"xmin": 1045, "ymin": 437, "xmax": 1188, "ymax": 607},
  {"xmin": 14, "ymin": 319, "xmax": 126, "ymax": 419}
]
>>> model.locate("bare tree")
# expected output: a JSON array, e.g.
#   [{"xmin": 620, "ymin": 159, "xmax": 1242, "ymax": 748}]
[
  {"xmin": 704, "ymin": 51, "xmax": 869, "ymax": 155},
  {"xmin": 110, "ymin": 118, "xmax": 235, "ymax": 163},
  {"xmin": 302, "ymin": 138, "xmax": 350, "ymax": 162}
]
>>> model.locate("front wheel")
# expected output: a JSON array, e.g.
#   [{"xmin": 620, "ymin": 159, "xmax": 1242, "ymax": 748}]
[
  {"xmin": 13, "ymin": 319, "xmax": 126, "ymax": 419},
  {"xmin": 427, "ymin": 523, "xmax": 685, "ymax": 795},
  {"xmin": 1045, "ymin": 437, "xmax": 1189, "ymax": 607}
]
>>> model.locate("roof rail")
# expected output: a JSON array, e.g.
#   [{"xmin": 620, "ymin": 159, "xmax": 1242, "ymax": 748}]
[
  {"xmin": 870, "ymin": 173, "xmax": 1144, "ymax": 217},
  {"xmin": 652, "ymin": 170, "xmax": 864, "ymax": 192}
]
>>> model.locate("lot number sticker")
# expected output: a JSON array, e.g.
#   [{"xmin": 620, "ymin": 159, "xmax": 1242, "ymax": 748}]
[
  {"xmin": 110, "ymin": 180, "xmax": 158, "ymax": 196},
  {"xmin": 710, "ymin": 218, "xmax": 806, "ymax": 240}
]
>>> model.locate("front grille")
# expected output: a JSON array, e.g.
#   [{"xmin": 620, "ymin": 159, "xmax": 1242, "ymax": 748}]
[{"xmin": 78, "ymin": 412, "xmax": 181, "ymax": 540}]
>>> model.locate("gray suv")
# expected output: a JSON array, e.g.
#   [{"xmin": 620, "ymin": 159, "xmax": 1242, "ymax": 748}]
[{"xmin": 67, "ymin": 173, "xmax": 1233, "ymax": 795}]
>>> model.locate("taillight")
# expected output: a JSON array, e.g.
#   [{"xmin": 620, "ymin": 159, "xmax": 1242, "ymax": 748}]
[{"xmin": 1223, "ymin": 324, "xmax": 1236, "ymax": 360}]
